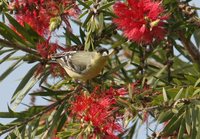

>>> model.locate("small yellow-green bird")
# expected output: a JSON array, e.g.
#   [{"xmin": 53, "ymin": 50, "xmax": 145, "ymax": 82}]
[{"xmin": 51, "ymin": 48, "xmax": 113, "ymax": 81}]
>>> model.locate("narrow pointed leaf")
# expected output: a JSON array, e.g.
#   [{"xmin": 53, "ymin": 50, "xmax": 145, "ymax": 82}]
[
  {"xmin": 99, "ymin": 1, "xmax": 115, "ymax": 10},
  {"xmin": 177, "ymin": 119, "xmax": 185, "ymax": 139},
  {"xmin": 162, "ymin": 88, "xmax": 168, "ymax": 102},
  {"xmin": 11, "ymin": 64, "xmax": 39, "ymax": 102},
  {"xmin": 0, "ymin": 22, "xmax": 26, "ymax": 44},
  {"xmin": 11, "ymin": 64, "xmax": 40, "ymax": 109},
  {"xmin": 11, "ymin": 75, "xmax": 40, "ymax": 110},
  {"xmin": 0, "ymin": 59, "xmax": 22, "ymax": 82},
  {"xmin": 5, "ymin": 13, "xmax": 36, "ymax": 45},
  {"xmin": 65, "ymin": 29, "xmax": 82, "ymax": 45},
  {"xmin": 77, "ymin": 0, "xmax": 90, "ymax": 9},
  {"xmin": 0, "ymin": 49, "xmax": 14, "ymax": 55},
  {"xmin": 174, "ymin": 88, "xmax": 184, "ymax": 100},
  {"xmin": 194, "ymin": 77, "xmax": 200, "ymax": 87},
  {"xmin": 47, "ymin": 104, "xmax": 65, "ymax": 137},
  {"xmin": 148, "ymin": 65, "xmax": 167, "ymax": 84},
  {"xmin": 0, "ymin": 51, "xmax": 16, "ymax": 64}
]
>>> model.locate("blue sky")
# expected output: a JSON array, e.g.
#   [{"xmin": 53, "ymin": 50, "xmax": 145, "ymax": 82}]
[{"xmin": 0, "ymin": 0, "xmax": 200, "ymax": 138}]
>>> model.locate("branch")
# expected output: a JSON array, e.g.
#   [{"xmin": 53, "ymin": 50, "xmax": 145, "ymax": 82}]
[{"xmin": 178, "ymin": 32, "xmax": 200, "ymax": 64}]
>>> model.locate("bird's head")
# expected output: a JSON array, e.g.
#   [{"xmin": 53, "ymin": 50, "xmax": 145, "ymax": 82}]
[{"xmin": 96, "ymin": 47, "xmax": 109, "ymax": 56}]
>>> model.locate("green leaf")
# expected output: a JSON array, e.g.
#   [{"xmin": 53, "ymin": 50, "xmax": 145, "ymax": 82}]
[
  {"xmin": 127, "ymin": 121, "xmax": 137, "ymax": 139},
  {"xmin": 0, "ymin": 48, "xmax": 14, "ymax": 55},
  {"xmin": 0, "ymin": 112, "xmax": 20, "ymax": 118},
  {"xmin": 77, "ymin": 0, "xmax": 90, "ymax": 9},
  {"xmin": 11, "ymin": 64, "xmax": 41, "ymax": 109},
  {"xmin": 21, "ymin": 106, "xmax": 44, "ymax": 118},
  {"xmin": 191, "ymin": 107, "xmax": 198, "ymax": 139},
  {"xmin": 82, "ymin": 12, "xmax": 93, "ymax": 27},
  {"xmin": 104, "ymin": 62, "xmax": 128, "ymax": 76},
  {"xmin": 192, "ymin": 88, "xmax": 200, "ymax": 96},
  {"xmin": 115, "ymin": 56, "xmax": 132, "ymax": 82},
  {"xmin": 29, "ymin": 91, "xmax": 54, "ymax": 96},
  {"xmin": 29, "ymin": 89, "xmax": 72, "ymax": 96},
  {"xmin": 47, "ymin": 104, "xmax": 65, "ymax": 137},
  {"xmin": 157, "ymin": 110, "xmax": 174, "ymax": 123},
  {"xmin": 0, "ymin": 59, "xmax": 22, "ymax": 83},
  {"xmin": 23, "ymin": 23, "xmax": 43, "ymax": 43},
  {"xmin": 57, "ymin": 114, "xmax": 67, "ymax": 132},
  {"xmin": 194, "ymin": 77, "xmax": 200, "ymax": 87},
  {"xmin": 163, "ymin": 114, "xmax": 183, "ymax": 135},
  {"xmin": 79, "ymin": 27, "xmax": 85, "ymax": 44},
  {"xmin": 185, "ymin": 107, "xmax": 191, "ymax": 134},
  {"xmin": 184, "ymin": 75, "xmax": 196, "ymax": 84},
  {"xmin": 29, "ymin": 117, "xmax": 40, "ymax": 139},
  {"xmin": 99, "ymin": 1, "xmax": 115, "ymax": 11},
  {"xmin": 162, "ymin": 88, "xmax": 168, "ymax": 102},
  {"xmin": 174, "ymin": 88, "xmax": 184, "ymax": 100},
  {"xmin": 177, "ymin": 118, "xmax": 185, "ymax": 139},
  {"xmin": 185, "ymin": 86, "xmax": 193, "ymax": 98},
  {"xmin": 0, "ymin": 22, "xmax": 26, "ymax": 44},
  {"xmin": 65, "ymin": 29, "xmax": 82, "ymax": 45},
  {"xmin": 172, "ymin": 78, "xmax": 182, "ymax": 86},
  {"xmin": 174, "ymin": 44, "xmax": 191, "ymax": 61},
  {"xmin": 197, "ymin": 108, "xmax": 200, "ymax": 139},
  {"xmin": 5, "ymin": 13, "xmax": 37, "ymax": 45},
  {"xmin": 57, "ymin": 123, "xmax": 82, "ymax": 138},
  {"xmin": 13, "ymin": 127, "xmax": 23, "ymax": 139},
  {"xmin": 0, "ymin": 51, "xmax": 16, "ymax": 64},
  {"xmin": 148, "ymin": 65, "xmax": 167, "ymax": 84}
]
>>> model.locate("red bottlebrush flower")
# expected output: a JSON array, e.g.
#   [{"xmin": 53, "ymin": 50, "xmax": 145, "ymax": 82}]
[
  {"xmin": 113, "ymin": 0, "xmax": 168, "ymax": 44},
  {"xmin": 36, "ymin": 38, "xmax": 67, "ymax": 77},
  {"xmin": 49, "ymin": 63, "xmax": 66, "ymax": 77},
  {"xmin": 36, "ymin": 39, "xmax": 58, "ymax": 59},
  {"xmin": 35, "ymin": 63, "xmax": 66, "ymax": 77},
  {"xmin": 9, "ymin": 0, "xmax": 80, "ymax": 36},
  {"xmin": 70, "ymin": 94, "xmax": 93, "ymax": 118},
  {"xmin": 70, "ymin": 87, "xmax": 125, "ymax": 138}
]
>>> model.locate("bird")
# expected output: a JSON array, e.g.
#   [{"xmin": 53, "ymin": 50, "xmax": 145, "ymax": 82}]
[{"xmin": 51, "ymin": 48, "xmax": 113, "ymax": 81}]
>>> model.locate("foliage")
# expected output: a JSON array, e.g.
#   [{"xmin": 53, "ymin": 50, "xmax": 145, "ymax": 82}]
[{"xmin": 0, "ymin": 0, "xmax": 200, "ymax": 139}]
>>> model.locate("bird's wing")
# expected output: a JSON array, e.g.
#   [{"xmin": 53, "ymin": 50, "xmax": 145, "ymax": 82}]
[
  {"xmin": 51, "ymin": 51, "xmax": 77, "ymax": 59},
  {"xmin": 70, "ymin": 51, "xmax": 96, "ymax": 66},
  {"xmin": 52, "ymin": 51, "xmax": 96, "ymax": 74}
]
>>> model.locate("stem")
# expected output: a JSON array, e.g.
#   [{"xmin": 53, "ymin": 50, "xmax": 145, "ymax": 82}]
[
  {"xmin": 61, "ymin": 14, "xmax": 72, "ymax": 33},
  {"xmin": 178, "ymin": 32, "xmax": 200, "ymax": 64},
  {"xmin": 139, "ymin": 45, "xmax": 147, "ymax": 76},
  {"xmin": 139, "ymin": 46, "xmax": 144, "ymax": 75},
  {"xmin": 166, "ymin": 40, "xmax": 173, "ymax": 83}
]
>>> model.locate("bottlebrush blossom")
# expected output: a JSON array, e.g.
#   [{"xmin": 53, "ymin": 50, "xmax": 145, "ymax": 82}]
[
  {"xmin": 36, "ymin": 38, "xmax": 58, "ymax": 59},
  {"xmin": 36, "ymin": 38, "xmax": 66, "ymax": 76},
  {"xmin": 70, "ymin": 87, "xmax": 126, "ymax": 138},
  {"xmin": 9, "ymin": 0, "xmax": 80, "ymax": 36},
  {"xmin": 113, "ymin": 0, "xmax": 168, "ymax": 44},
  {"xmin": 35, "ymin": 62, "xmax": 66, "ymax": 77}
]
